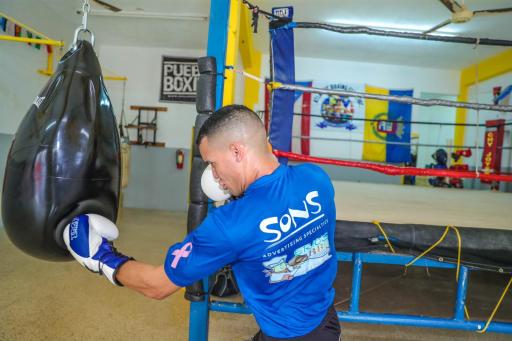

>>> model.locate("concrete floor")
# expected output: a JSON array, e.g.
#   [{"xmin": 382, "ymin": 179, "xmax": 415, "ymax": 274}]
[{"xmin": 1, "ymin": 208, "xmax": 511, "ymax": 341}]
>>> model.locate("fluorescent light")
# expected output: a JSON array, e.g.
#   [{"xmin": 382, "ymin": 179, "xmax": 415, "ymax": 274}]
[{"xmin": 85, "ymin": 9, "xmax": 208, "ymax": 21}]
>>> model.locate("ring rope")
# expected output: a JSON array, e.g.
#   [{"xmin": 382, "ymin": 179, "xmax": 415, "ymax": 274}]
[
  {"xmin": 241, "ymin": 0, "xmax": 512, "ymax": 47},
  {"xmin": 291, "ymin": 135, "xmax": 512, "ymax": 150},
  {"xmin": 284, "ymin": 112, "xmax": 512, "ymax": 128},
  {"xmin": 293, "ymin": 22, "xmax": 512, "ymax": 47},
  {"xmin": 268, "ymin": 82, "xmax": 512, "ymax": 113},
  {"xmin": 225, "ymin": 66, "xmax": 265, "ymax": 83},
  {"xmin": 231, "ymin": 69, "xmax": 512, "ymax": 113},
  {"xmin": 273, "ymin": 149, "xmax": 512, "ymax": 182},
  {"xmin": 474, "ymin": 45, "xmax": 481, "ymax": 175}
]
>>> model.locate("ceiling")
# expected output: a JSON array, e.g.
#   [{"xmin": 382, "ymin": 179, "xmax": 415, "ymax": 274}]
[{"xmin": 39, "ymin": 0, "xmax": 512, "ymax": 69}]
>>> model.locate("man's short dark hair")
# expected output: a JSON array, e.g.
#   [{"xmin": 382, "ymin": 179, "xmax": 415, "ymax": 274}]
[{"xmin": 195, "ymin": 104, "xmax": 262, "ymax": 146}]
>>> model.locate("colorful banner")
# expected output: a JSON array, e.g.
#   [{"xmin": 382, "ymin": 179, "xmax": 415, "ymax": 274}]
[
  {"xmin": 0, "ymin": 15, "xmax": 44, "ymax": 51},
  {"xmin": 6, "ymin": 20, "xmax": 15, "ymax": 36},
  {"xmin": 362, "ymin": 85, "xmax": 412, "ymax": 163},
  {"xmin": 482, "ymin": 130, "xmax": 498, "ymax": 174},
  {"xmin": 310, "ymin": 82, "xmax": 365, "ymax": 132},
  {"xmin": 308, "ymin": 82, "xmax": 365, "ymax": 160},
  {"xmin": 0, "ymin": 17, "xmax": 6, "ymax": 32},
  {"xmin": 14, "ymin": 23, "xmax": 21, "ymax": 37}
]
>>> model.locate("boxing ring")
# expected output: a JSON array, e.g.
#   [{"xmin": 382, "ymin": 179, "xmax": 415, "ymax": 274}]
[{"xmin": 184, "ymin": 1, "xmax": 512, "ymax": 340}]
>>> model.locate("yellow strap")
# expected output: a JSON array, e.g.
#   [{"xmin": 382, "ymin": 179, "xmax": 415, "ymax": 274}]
[
  {"xmin": 451, "ymin": 226, "xmax": 462, "ymax": 282},
  {"xmin": 477, "ymin": 275, "xmax": 512, "ymax": 333},
  {"xmin": 448, "ymin": 226, "xmax": 471, "ymax": 320},
  {"xmin": 372, "ymin": 221, "xmax": 396, "ymax": 253},
  {"xmin": 0, "ymin": 12, "xmax": 51, "ymax": 40},
  {"xmin": 403, "ymin": 225, "xmax": 471, "ymax": 320},
  {"xmin": 405, "ymin": 225, "xmax": 456, "ymax": 267},
  {"xmin": 267, "ymin": 81, "xmax": 282, "ymax": 90}
]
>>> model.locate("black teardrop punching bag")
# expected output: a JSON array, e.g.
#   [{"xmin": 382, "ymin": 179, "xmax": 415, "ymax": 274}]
[{"xmin": 2, "ymin": 40, "xmax": 120, "ymax": 261}]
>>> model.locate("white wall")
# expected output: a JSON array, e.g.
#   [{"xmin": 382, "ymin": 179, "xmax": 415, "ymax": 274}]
[
  {"xmin": 98, "ymin": 45, "xmax": 204, "ymax": 149},
  {"xmin": 0, "ymin": 1, "xmax": 76, "ymax": 134},
  {"xmin": 415, "ymin": 93, "xmax": 457, "ymax": 169}
]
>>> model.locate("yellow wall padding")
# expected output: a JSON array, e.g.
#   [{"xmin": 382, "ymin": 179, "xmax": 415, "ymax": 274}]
[
  {"xmin": 454, "ymin": 49, "xmax": 512, "ymax": 150},
  {"xmin": 238, "ymin": 4, "xmax": 262, "ymax": 110},
  {"xmin": 222, "ymin": 0, "xmax": 241, "ymax": 106}
]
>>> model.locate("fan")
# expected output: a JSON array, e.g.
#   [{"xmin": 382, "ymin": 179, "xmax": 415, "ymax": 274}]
[
  {"xmin": 92, "ymin": 0, "xmax": 122, "ymax": 12},
  {"xmin": 424, "ymin": 0, "xmax": 512, "ymax": 34}
]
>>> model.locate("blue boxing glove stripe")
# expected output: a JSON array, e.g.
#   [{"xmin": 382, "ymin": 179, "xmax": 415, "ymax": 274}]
[
  {"xmin": 69, "ymin": 215, "xmax": 92, "ymax": 258},
  {"xmin": 64, "ymin": 214, "xmax": 132, "ymax": 286}
]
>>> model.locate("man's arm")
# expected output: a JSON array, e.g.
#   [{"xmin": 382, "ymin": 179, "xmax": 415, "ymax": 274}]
[{"xmin": 116, "ymin": 261, "xmax": 180, "ymax": 300}]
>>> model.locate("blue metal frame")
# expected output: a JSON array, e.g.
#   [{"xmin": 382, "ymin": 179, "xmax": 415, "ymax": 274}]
[
  {"xmin": 335, "ymin": 252, "xmax": 512, "ymax": 333},
  {"xmin": 189, "ymin": 1, "xmax": 231, "ymax": 341},
  {"xmin": 189, "ymin": 251, "xmax": 512, "ymax": 340}
]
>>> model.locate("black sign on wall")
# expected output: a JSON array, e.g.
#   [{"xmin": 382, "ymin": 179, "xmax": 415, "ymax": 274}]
[{"xmin": 160, "ymin": 56, "xmax": 199, "ymax": 103}]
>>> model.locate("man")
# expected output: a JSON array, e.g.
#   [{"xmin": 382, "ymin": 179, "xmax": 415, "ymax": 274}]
[{"xmin": 64, "ymin": 104, "xmax": 340, "ymax": 340}]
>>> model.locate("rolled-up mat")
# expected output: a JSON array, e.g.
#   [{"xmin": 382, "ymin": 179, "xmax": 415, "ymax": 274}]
[{"xmin": 2, "ymin": 40, "xmax": 120, "ymax": 261}]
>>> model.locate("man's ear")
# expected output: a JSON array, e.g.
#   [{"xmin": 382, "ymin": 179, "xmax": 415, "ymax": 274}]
[{"xmin": 229, "ymin": 142, "xmax": 244, "ymax": 162}]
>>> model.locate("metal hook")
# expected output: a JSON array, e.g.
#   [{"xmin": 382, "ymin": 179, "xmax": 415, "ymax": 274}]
[
  {"xmin": 81, "ymin": 0, "xmax": 90, "ymax": 31},
  {"xmin": 72, "ymin": 27, "xmax": 95, "ymax": 47},
  {"xmin": 72, "ymin": 0, "xmax": 94, "ymax": 48}
]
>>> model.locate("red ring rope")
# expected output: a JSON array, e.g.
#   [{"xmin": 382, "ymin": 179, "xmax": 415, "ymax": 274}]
[{"xmin": 273, "ymin": 150, "xmax": 512, "ymax": 182}]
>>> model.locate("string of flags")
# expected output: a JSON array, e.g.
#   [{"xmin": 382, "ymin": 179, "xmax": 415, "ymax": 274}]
[{"xmin": 0, "ymin": 15, "xmax": 52, "ymax": 53}]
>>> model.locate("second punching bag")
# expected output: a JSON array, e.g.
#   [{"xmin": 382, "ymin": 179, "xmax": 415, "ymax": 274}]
[{"xmin": 2, "ymin": 40, "xmax": 121, "ymax": 261}]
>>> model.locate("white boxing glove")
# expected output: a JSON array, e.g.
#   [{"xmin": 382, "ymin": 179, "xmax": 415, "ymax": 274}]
[
  {"xmin": 201, "ymin": 164, "xmax": 231, "ymax": 201},
  {"xmin": 63, "ymin": 214, "xmax": 132, "ymax": 286}
]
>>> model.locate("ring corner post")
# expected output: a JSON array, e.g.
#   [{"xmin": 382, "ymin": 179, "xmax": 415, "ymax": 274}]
[{"xmin": 268, "ymin": 6, "xmax": 295, "ymax": 165}]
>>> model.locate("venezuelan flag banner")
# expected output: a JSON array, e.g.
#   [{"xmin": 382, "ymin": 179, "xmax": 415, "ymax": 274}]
[{"xmin": 363, "ymin": 85, "xmax": 412, "ymax": 163}]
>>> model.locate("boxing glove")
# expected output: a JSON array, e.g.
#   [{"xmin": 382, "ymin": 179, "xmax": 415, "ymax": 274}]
[{"xmin": 63, "ymin": 214, "xmax": 132, "ymax": 286}]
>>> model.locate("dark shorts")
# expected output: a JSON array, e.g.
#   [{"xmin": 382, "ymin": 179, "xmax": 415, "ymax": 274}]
[{"xmin": 252, "ymin": 305, "xmax": 341, "ymax": 341}]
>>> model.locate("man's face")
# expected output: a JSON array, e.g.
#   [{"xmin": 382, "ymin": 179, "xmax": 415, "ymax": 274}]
[{"xmin": 199, "ymin": 137, "xmax": 244, "ymax": 197}]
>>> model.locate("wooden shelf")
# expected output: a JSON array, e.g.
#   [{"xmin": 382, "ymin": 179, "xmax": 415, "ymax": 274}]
[
  {"xmin": 130, "ymin": 105, "xmax": 167, "ymax": 112},
  {"xmin": 127, "ymin": 105, "xmax": 167, "ymax": 147},
  {"xmin": 125, "ymin": 124, "xmax": 156, "ymax": 130},
  {"xmin": 129, "ymin": 141, "xmax": 165, "ymax": 147}
]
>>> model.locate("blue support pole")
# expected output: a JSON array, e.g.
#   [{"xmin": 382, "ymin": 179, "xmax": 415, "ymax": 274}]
[
  {"xmin": 453, "ymin": 266, "xmax": 469, "ymax": 321},
  {"xmin": 349, "ymin": 253, "xmax": 363, "ymax": 314},
  {"xmin": 188, "ymin": 277, "xmax": 210, "ymax": 341},
  {"xmin": 206, "ymin": 0, "xmax": 230, "ymax": 110},
  {"xmin": 189, "ymin": 2, "xmax": 231, "ymax": 341}
]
